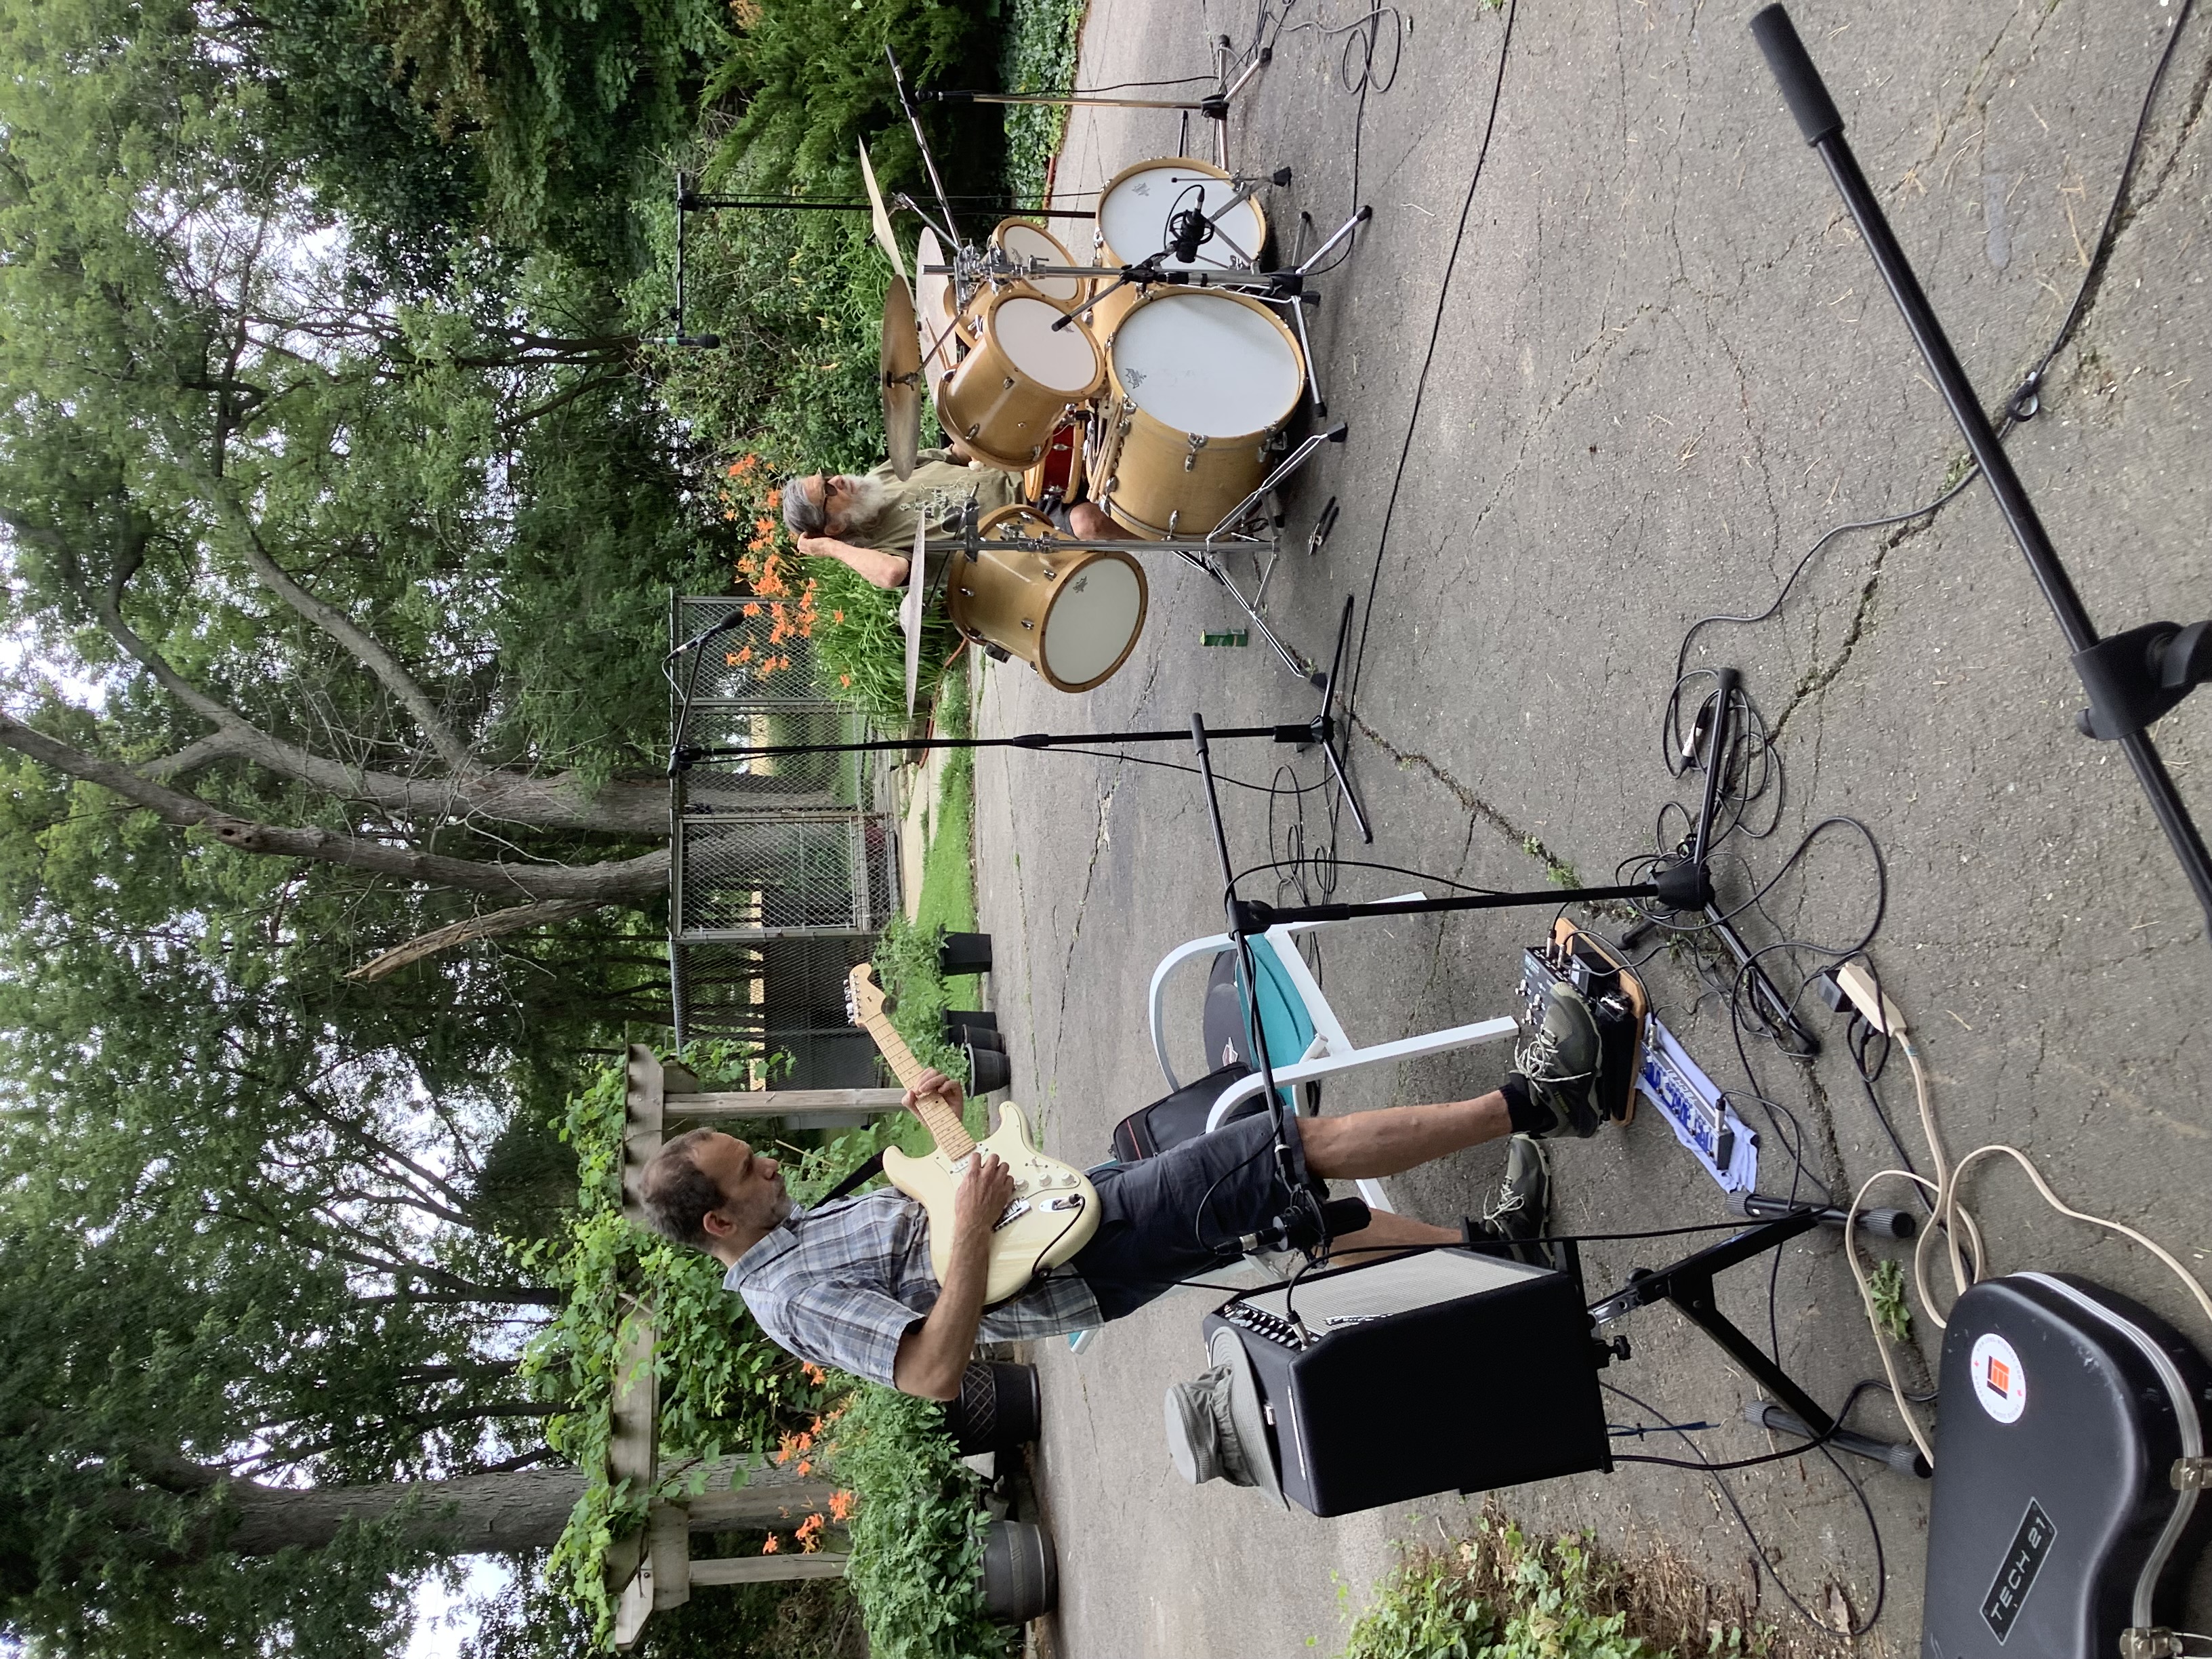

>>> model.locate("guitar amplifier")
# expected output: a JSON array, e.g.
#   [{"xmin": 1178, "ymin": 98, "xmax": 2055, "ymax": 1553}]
[
  {"xmin": 1923, "ymin": 1273, "xmax": 2212, "ymax": 1659},
  {"xmin": 1202, "ymin": 1248, "xmax": 1612, "ymax": 1517}
]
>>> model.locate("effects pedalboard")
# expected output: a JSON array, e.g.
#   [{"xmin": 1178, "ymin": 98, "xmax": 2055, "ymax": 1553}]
[{"xmin": 1517, "ymin": 920, "xmax": 1758, "ymax": 1193}]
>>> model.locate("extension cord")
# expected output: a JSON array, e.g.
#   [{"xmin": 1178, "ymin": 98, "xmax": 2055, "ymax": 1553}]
[{"xmin": 1834, "ymin": 960, "xmax": 2212, "ymax": 1469}]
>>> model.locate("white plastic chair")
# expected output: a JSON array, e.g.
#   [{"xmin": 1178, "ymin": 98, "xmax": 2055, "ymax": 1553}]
[{"xmin": 1146, "ymin": 895, "xmax": 1520, "ymax": 1214}]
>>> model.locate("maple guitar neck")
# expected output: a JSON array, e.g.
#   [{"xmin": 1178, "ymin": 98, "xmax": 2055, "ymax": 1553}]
[{"xmin": 853, "ymin": 1008, "xmax": 976, "ymax": 1160}]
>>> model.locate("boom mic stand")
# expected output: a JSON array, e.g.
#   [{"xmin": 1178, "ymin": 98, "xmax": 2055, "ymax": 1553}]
[{"xmin": 1752, "ymin": 5, "xmax": 2212, "ymax": 951}]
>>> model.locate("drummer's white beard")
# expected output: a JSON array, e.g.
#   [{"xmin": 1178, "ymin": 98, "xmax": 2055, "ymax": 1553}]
[{"xmin": 830, "ymin": 472, "xmax": 896, "ymax": 536}]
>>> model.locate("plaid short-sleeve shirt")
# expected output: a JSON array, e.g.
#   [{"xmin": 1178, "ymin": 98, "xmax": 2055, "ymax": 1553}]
[{"xmin": 724, "ymin": 1188, "xmax": 1103, "ymax": 1387}]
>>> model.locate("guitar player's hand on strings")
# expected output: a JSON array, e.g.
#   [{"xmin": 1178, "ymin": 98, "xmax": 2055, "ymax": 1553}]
[
  {"xmin": 901, "ymin": 1068, "xmax": 966, "ymax": 1122},
  {"xmin": 954, "ymin": 1149, "xmax": 1015, "ymax": 1234}
]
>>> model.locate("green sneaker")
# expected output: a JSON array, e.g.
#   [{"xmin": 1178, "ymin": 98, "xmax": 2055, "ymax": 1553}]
[
  {"xmin": 1466, "ymin": 1133, "xmax": 1552, "ymax": 1265},
  {"xmin": 1511, "ymin": 981, "xmax": 1603, "ymax": 1139}
]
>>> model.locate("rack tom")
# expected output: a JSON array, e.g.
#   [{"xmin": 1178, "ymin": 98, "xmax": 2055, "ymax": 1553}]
[
  {"xmin": 946, "ymin": 505, "xmax": 1148, "ymax": 693},
  {"xmin": 935, "ymin": 291, "xmax": 1104, "ymax": 472}
]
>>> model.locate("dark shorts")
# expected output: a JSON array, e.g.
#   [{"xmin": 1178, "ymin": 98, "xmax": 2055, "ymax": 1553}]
[{"xmin": 1068, "ymin": 1111, "xmax": 1315, "ymax": 1322}]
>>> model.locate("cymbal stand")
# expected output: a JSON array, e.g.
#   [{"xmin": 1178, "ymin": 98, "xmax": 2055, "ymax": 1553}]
[{"xmin": 886, "ymin": 47, "xmax": 961, "ymax": 247}]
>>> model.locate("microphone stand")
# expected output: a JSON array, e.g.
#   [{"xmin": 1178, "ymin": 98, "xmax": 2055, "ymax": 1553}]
[{"xmin": 1753, "ymin": 5, "xmax": 2212, "ymax": 949}]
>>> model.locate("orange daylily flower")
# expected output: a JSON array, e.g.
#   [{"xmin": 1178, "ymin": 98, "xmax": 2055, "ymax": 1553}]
[
  {"xmin": 761, "ymin": 1534, "xmax": 780, "ymax": 1554},
  {"xmin": 802, "ymin": 1363, "xmax": 827, "ymax": 1385},
  {"xmin": 828, "ymin": 1489, "xmax": 855, "ymax": 1521}
]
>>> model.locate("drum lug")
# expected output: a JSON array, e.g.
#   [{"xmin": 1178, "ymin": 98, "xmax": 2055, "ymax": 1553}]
[
  {"xmin": 1042, "ymin": 567, "xmax": 1058, "ymax": 580},
  {"xmin": 1020, "ymin": 617, "xmax": 1034, "ymax": 630},
  {"xmin": 1002, "ymin": 376, "xmax": 1016, "ymax": 390},
  {"xmin": 1185, "ymin": 432, "xmax": 1208, "ymax": 473},
  {"xmin": 984, "ymin": 643, "xmax": 1011, "ymax": 661},
  {"xmin": 1168, "ymin": 509, "xmax": 1182, "ymax": 535}
]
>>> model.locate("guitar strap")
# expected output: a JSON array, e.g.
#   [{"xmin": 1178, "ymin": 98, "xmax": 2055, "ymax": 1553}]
[{"xmin": 818, "ymin": 1151, "xmax": 886, "ymax": 1205}]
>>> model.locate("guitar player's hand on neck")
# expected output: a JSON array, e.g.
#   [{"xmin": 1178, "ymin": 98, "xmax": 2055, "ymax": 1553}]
[{"xmin": 892, "ymin": 1133, "xmax": 1015, "ymax": 1400}]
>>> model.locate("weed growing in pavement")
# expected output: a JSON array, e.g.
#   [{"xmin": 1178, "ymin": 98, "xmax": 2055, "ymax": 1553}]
[{"xmin": 1868, "ymin": 1257, "xmax": 1913, "ymax": 1343}]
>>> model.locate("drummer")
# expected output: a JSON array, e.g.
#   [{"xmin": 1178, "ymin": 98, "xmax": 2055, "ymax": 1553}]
[{"xmin": 782, "ymin": 443, "xmax": 1123, "ymax": 590}]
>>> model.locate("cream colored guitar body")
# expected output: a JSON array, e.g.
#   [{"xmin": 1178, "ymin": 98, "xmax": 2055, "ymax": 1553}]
[
  {"xmin": 881, "ymin": 1102, "xmax": 1100, "ymax": 1306},
  {"xmin": 846, "ymin": 964, "xmax": 1100, "ymax": 1306}
]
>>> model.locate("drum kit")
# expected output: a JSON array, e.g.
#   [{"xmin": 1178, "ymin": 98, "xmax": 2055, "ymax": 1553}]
[{"xmin": 862, "ymin": 51, "xmax": 1371, "ymax": 707}]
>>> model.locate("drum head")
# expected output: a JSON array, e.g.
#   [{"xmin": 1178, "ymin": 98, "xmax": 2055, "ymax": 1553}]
[
  {"xmin": 1040, "ymin": 552, "xmax": 1147, "ymax": 691},
  {"xmin": 1109, "ymin": 291, "xmax": 1303, "ymax": 437},
  {"xmin": 995, "ymin": 220, "xmax": 1084, "ymax": 302},
  {"xmin": 1098, "ymin": 161, "xmax": 1264, "ymax": 270},
  {"xmin": 991, "ymin": 294, "xmax": 1101, "ymax": 395}
]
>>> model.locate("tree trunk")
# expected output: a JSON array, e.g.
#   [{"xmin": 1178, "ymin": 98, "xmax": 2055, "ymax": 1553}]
[{"xmin": 219, "ymin": 1458, "xmax": 836, "ymax": 1556}]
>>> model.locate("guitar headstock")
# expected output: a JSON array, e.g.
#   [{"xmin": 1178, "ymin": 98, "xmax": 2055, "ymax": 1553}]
[{"xmin": 845, "ymin": 963, "xmax": 890, "ymax": 1027}]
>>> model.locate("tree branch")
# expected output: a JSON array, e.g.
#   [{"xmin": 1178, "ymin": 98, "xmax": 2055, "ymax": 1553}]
[
  {"xmin": 0, "ymin": 711, "xmax": 670, "ymax": 902},
  {"xmin": 344, "ymin": 897, "xmax": 601, "ymax": 981}
]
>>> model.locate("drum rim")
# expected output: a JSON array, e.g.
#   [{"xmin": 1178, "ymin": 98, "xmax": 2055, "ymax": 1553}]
[
  {"xmin": 958, "ymin": 506, "xmax": 1150, "ymax": 693},
  {"xmin": 1094, "ymin": 155, "xmax": 1267, "ymax": 270},
  {"xmin": 1103, "ymin": 286, "xmax": 1305, "ymax": 443}
]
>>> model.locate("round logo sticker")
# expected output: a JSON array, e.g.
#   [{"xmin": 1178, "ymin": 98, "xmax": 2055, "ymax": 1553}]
[{"xmin": 1971, "ymin": 1332, "xmax": 2028, "ymax": 1424}]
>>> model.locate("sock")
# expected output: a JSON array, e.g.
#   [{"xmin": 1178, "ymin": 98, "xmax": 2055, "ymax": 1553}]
[{"xmin": 1500, "ymin": 1073, "xmax": 1544, "ymax": 1136}]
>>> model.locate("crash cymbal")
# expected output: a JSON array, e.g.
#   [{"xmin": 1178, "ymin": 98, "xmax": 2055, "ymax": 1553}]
[
  {"xmin": 857, "ymin": 140, "xmax": 903, "ymax": 273},
  {"xmin": 914, "ymin": 226, "xmax": 960, "ymax": 377},
  {"xmin": 901, "ymin": 516, "xmax": 926, "ymax": 717},
  {"xmin": 881, "ymin": 274, "xmax": 922, "ymax": 480}
]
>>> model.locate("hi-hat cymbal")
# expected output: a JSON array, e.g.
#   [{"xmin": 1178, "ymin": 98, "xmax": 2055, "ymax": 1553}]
[
  {"xmin": 901, "ymin": 516, "xmax": 927, "ymax": 717},
  {"xmin": 857, "ymin": 140, "xmax": 903, "ymax": 273},
  {"xmin": 881, "ymin": 274, "xmax": 922, "ymax": 479}
]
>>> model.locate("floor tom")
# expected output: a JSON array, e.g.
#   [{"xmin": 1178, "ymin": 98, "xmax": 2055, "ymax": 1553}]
[
  {"xmin": 946, "ymin": 505, "xmax": 1149, "ymax": 693},
  {"xmin": 1094, "ymin": 288, "xmax": 1304, "ymax": 539}
]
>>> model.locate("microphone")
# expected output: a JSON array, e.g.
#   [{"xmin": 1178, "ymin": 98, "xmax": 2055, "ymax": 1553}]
[
  {"xmin": 1167, "ymin": 186, "xmax": 1209, "ymax": 262},
  {"xmin": 667, "ymin": 608, "xmax": 746, "ymax": 659}
]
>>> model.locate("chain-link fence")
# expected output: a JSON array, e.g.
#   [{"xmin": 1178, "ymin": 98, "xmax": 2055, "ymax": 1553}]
[{"xmin": 667, "ymin": 597, "xmax": 901, "ymax": 1079}]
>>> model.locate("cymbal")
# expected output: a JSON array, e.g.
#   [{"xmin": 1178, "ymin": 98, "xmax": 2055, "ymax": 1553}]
[
  {"xmin": 901, "ymin": 516, "xmax": 926, "ymax": 717},
  {"xmin": 914, "ymin": 226, "xmax": 958, "ymax": 377},
  {"xmin": 881, "ymin": 274, "xmax": 922, "ymax": 480},
  {"xmin": 857, "ymin": 140, "xmax": 903, "ymax": 273}
]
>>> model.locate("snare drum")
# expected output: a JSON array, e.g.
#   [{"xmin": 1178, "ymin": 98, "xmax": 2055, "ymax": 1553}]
[
  {"xmin": 1091, "ymin": 158, "xmax": 1269, "ymax": 342},
  {"xmin": 947, "ymin": 505, "xmax": 1149, "ymax": 693},
  {"xmin": 935, "ymin": 291, "xmax": 1104, "ymax": 472},
  {"xmin": 990, "ymin": 218, "xmax": 1092, "ymax": 307},
  {"xmin": 1093, "ymin": 288, "xmax": 1305, "ymax": 539},
  {"xmin": 1022, "ymin": 413, "xmax": 1088, "ymax": 508}
]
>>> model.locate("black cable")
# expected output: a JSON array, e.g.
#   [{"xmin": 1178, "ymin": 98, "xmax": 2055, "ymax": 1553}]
[{"xmin": 1601, "ymin": 1380, "xmax": 1888, "ymax": 1636}]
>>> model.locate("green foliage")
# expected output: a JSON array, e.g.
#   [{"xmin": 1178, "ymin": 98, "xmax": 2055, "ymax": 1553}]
[
  {"xmin": 872, "ymin": 916, "xmax": 972, "ymax": 1088},
  {"xmin": 1868, "ymin": 1258, "xmax": 1912, "ymax": 1343},
  {"xmin": 1341, "ymin": 1557, "xmax": 1498, "ymax": 1659},
  {"xmin": 701, "ymin": 0, "xmax": 1000, "ymax": 201},
  {"xmin": 1000, "ymin": 0, "xmax": 1088, "ymax": 207},
  {"xmin": 831, "ymin": 1387, "xmax": 1008, "ymax": 1659}
]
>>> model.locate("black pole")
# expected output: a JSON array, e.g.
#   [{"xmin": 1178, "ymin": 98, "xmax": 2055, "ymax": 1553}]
[
  {"xmin": 680, "ymin": 194, "xmax": 1094, "ymax": 220},
  {"xmin": 674, "ymin": 720, "xmax": 1332, "ymax": 770},
  {"xmin": 1750, "ymin": 5, "xmax": 2212, "ymax": 941}
]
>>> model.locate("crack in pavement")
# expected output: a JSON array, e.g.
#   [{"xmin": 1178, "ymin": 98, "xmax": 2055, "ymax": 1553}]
[{"xmin": 1347, "ymin": 710, "xmax": 1566, "ymax": 876}]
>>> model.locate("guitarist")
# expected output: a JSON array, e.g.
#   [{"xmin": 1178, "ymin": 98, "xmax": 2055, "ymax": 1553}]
[{"xmin": 639, "ymin": 985, "xmax": 1606, "ymax": 1399}]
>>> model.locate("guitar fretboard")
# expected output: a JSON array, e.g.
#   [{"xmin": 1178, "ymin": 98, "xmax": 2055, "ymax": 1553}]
[{"xmin": 855, "ymin": 1008, "xmax": 976, "ymax": 1160}]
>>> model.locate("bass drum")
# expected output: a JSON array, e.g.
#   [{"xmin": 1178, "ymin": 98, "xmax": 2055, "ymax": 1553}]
[
  {"xmin": 990, "ymin": 218, "xmax": 1092, "ymax": 308},
  {"xmin": 1090, "ymin": 158, "xmax": 1268, "ymax": 342},
  {"xmin": 946, "ymin": 506, "xmax": 1149, "ymax": 693},
  {"xmin": 1094, "ymin": 289, "xmax": 1304, "ymax": 539},
  {"xmin": 935, "ymin": 291, "xmax": 1103, "ymax": 472}
]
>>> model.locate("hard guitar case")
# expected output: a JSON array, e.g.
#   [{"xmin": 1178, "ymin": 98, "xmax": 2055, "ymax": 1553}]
[{"xmin": 1922, "ymin": 1273, "xmax": 2212, "ymax": 1659}]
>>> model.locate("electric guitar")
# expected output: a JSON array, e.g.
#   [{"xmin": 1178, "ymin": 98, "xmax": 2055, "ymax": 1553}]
[{"xmin": 844, "ymin": 964, "xmax": 1099, "ymax": 1305}]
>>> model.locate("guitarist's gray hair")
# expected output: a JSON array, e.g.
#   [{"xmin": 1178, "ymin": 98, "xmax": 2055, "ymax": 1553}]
[{"xmin": 640, "ymin": 1128, "xmax": 725, "ymax": 1249}]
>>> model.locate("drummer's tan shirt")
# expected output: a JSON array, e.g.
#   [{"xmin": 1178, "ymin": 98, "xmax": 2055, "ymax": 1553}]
[{"xmin": 849, "ymin": 449, "xmax": 1021, "ymax": 556}]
